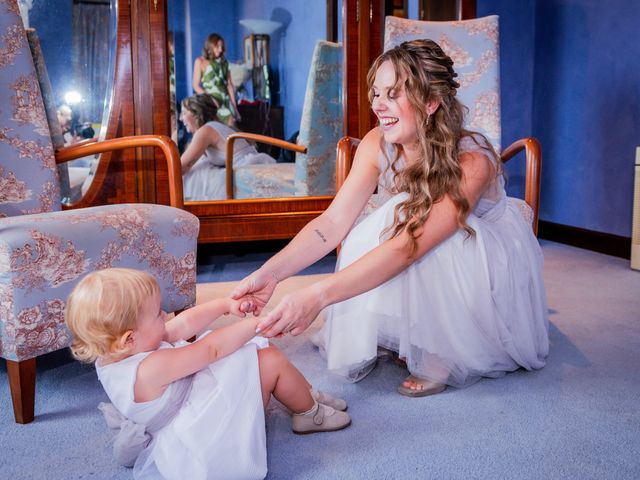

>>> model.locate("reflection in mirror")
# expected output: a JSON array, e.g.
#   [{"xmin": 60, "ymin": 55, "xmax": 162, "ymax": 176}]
[
  {"xmin": 26, "ymin": 0, "xmax": 116, "ymax": 204},
  {"xmin": 167, "ymin": 1, "xmax": 342, "ymax": 201}
]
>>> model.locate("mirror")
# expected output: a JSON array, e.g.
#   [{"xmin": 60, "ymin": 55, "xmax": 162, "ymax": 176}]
[
  {"xmin": 25, "ymin": 0, "xmax": 116, "ymax": 204},
  {"xmin": 167, "ymin": 1, "xmax": 342, "ymax": 202}
]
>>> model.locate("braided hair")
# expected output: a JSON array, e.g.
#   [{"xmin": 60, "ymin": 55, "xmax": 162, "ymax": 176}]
[{"xmin": 367, "ymin": 39, "xmax": 497, "ymax": 256}]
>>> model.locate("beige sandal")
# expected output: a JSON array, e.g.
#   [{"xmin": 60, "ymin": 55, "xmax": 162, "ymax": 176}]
[{"xmin": 398, "ymin": 375, "xmax": 447, "ymax": 397}]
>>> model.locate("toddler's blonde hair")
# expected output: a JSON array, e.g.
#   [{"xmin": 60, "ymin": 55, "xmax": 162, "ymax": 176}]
[{"xmin": 65, "ymin": 268, "xmax": 160, "ymax": 363}]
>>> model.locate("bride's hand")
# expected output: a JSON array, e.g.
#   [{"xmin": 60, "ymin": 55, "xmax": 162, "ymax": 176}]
[
  {"xmin": 257, "ymin": 285, "xmax": 324, "ymax": 338},
  {"xmin": 230, "ymin": 269, "xmax": 279, "ymax": 316}
]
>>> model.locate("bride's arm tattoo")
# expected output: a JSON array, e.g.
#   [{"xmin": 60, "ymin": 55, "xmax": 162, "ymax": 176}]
[{"xmin": 314, "ymin": 229, "xmax": 327, "ymax": 243}]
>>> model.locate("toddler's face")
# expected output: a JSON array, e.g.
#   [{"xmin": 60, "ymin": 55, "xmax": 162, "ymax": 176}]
[{"xmin": 134, "ymin": 291, "xmax": 167, "ymax": 352}]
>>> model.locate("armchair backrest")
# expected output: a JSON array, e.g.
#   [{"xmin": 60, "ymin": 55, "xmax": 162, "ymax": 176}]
[
  {"xmin": 384, "ymin": 15, "xmax": 501, "ymax": 153},
  {"xmin": 0, "ymin": 6, "xmax": 61, "ymax": 218},
  {"xmin": 294, "ymin": 40, "xmax": 343, "ymax": 196}
]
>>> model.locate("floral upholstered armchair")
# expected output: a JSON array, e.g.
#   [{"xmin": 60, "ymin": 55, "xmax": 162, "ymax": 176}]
[
  {"xmin": 336, "ymin": 15, "xmax": 541, "ymax": 233},
  {"xmin": 0, "ymin": 1, "xmax": 199, "ymax": 423},
  {"xmin": 226, "ymin": 40, "xmax": 344, "ymax": 199}
]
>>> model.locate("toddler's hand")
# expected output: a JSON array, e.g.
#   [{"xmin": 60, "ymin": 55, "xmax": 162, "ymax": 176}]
[{"xmin": 226, "ymin": 298, "xmax": 247, "ymax": 317}]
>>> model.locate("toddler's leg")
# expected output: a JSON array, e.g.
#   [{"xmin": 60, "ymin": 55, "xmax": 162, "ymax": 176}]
[
  {"xmin": 257, "ymin": 345, "xmax": 313, "ymax": 413},
  {"xmin": 257, "ymin": 345, "xmax": 351, "ymax": 434}
]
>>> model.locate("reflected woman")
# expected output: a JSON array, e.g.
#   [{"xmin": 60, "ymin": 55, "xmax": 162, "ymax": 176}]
[
  {"xmin": 192, "ymin": 33, "xmax": 239, "ymax": 126},
  {"xmin": 180, "ymin": 94, "xmax": 275, "ymax": 201}
]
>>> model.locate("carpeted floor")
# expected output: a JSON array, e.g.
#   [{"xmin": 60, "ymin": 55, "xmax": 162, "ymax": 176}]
[{"xmin": 1, "ymin": 241, "xmax": 639, "ymax": 479}]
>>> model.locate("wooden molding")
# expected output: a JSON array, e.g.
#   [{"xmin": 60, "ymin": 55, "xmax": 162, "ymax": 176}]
[{"xmin": 538, "ymin": 220, "xmax": 631, "ymax": 259}]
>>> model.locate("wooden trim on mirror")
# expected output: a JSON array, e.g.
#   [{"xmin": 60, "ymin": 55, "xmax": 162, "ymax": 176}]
[
  {"xmin": 344, "ymin": 0, "xmax": 383, "ymax": 139},
  {"xmin": 114, "ymin": 0, "xmax": 353, "ymax": 243},
  {"xmin": 56, "ymin": 134, "xmax": 184, "ymax": 209},
  {"xmin": 185, "ymin": 196, "xmax": 333, "ymax": 243},
  {"xmin": 64, "ymin": 0, "xmax": 138, "ymax": 210}
]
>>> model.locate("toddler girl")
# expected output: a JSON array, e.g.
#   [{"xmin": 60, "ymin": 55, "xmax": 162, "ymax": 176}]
[{"xmin": 65, "ymin": 268, "xmax": 350, "ymax": 479}]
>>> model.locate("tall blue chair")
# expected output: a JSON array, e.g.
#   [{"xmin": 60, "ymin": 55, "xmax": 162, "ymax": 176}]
[
  {"xmin": 227, "ymin": 40, "xmax": 344, "ymax": 199},
  {"xmin": 336, "ymin": 16, "xmax": 541, "ymax": 233},
  {"xmin": 0, "ymin": 2, "xmax": 199, "ymax": 423}
]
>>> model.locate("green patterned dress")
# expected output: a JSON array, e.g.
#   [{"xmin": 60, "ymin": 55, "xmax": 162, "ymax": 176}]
[{"xmin": 201, "ymin": 57, "xmax": 234, "ymax": 124}]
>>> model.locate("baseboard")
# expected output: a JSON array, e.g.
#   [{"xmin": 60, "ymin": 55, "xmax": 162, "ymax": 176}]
[{"xmin": 538, "ymin": 220, "xmax": 631, "ymax": 259}]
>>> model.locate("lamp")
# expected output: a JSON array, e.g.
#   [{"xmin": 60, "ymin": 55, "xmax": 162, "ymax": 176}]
[
  {"xmin": 239, "ymin": 19, "xmax": 282, "ymax": 102},
  {"xmin": 239, "ymin": 19, "xmax": 282, "ymax": 35}
]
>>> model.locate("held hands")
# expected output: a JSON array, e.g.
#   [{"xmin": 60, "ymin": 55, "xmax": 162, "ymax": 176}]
[
  {"xmin": 225, "ymin": 297, "xmax": 247, "ymax": 317},
  {"xmin": 230, "ymin": 269, "xmax": 279, "ymax": 316},
  {"xmin": 256, "ymin": 285, "xmax": 325, "ymax": 338}
]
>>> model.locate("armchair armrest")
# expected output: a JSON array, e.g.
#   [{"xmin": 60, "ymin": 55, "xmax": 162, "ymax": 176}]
[
  {"xmin": 225, "ymin": 133, "xmax": 307, "ymax": 199},
  {"xmin": 55, "ymin": 134, "xmax": 184, "ymax": 209},
  {"xmin": 500, "ymin": 137, "xmax": 542, "ymax": 235},
  {"xmin": 335, "ymin": 136, "xmax": 361, "ymax": 192}
]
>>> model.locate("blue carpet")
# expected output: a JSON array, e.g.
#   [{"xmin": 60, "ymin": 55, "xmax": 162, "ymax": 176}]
[{"xmin": 1, "ymin": 241, "xmax": 639, "ymax": 479}]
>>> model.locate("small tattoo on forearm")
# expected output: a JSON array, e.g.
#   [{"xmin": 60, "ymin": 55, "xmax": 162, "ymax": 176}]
[{"xmin": 314, "ymin": 229, "xmax": 327, "ymax": 243}]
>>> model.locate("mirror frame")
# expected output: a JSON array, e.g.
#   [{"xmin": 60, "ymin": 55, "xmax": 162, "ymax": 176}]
[
  {"xmin": 123, "ymin": 0, "xmax": 340, "ymax": 242},
  {"xmin": 59, "ymin": 0, "xmax": 141, "ymax": 210},
  {"xmin": 60, "ymin": 0, "xmax": 477, "ymax": 241}
]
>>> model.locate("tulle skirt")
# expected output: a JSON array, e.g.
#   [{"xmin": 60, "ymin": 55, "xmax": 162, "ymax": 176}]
[
  {"xmin": 318, "ymin": 193, "xmax": 549, "ymax": 388},
  {"xmin": 134, "ymin": 339, "xmax": 268, "ymax": 480}
]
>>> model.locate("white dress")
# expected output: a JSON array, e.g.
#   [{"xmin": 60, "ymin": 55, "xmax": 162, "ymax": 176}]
[
  {"xmin": 318, "ymin": 135, "xmax": 549, "ymax": 388},
  {"xmin": 183, "ymin": 121, "xmax": 275, "ymax": 201},
  {"xmin": 96, "ymin": 335, "xmax": 268, "ymax": 479}
]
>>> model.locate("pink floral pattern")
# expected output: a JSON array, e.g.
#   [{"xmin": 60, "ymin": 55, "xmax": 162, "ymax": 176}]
[
  {"xmin": 2, "ymin": 0, "xmax": 21, "ymax": 17},
  {"xmin": 10, "ymin": 230, "xmax": 90, "ymax": 294},
  {"xmin": 0, "ymin": 127, "xmax": 55, "ymax": 165},
  {"xmin": 0, "ymin": 165, "xmax": 31, "ymax": 203},
  {"xmin": 468, "ymin": 91, "xmax": 500, "ymax": 143},
  {"xmin": 1, "ymin": 206, "xmax": 199, "ymax": 361},
  {"xmin": 0, "ymin": 23, "xmax": 24, "ymax": 69},
  {"xmin": 172, "ymin": 214, "xmax": 200, "ymax": 238},
  {"xmin": 0, "ymin": 8, "xmax": 199, "ymax": 366},
  {"xmin": 14, "ymin": 299, "xmax": 72, "ymax": 359},
  {"xmin": 10, "ymin": 74, "xmax": 49, "ymax": 136},
  {"xmin": 384, "ymin": 15, "xmax": 501, "ymax": 152}
]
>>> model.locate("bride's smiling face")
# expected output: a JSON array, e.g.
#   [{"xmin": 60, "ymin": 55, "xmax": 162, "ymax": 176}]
[
  {"xmin": 180, "ymin": 108, "xmax": 198, "ymax": 134},
  {"xmin": 370, "ymin": 61, "xmax": 419, "ymax": 146}
]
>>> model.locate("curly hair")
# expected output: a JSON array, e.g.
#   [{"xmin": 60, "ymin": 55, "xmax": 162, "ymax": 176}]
[
  {"xmin": 65, "ymin": 268, "xmax": 160, "ymax": 363},
  {"xmin": 203, "ymin": 33, "xmax": 225, "ymax": 60},
  {"xmin": 367, "ymin": 39, "xmax": 498, "ymax": 256},
  {"xmin": 181, "ymin": 94, "xmax": 219, "ymax": 129}
]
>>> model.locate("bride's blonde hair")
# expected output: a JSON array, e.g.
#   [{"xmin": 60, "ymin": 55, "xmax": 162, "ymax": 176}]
[
  {"xmin": 65, "ymin": 268, "xmax": 159, "ymax": 363},
  {"xmin": 367, "ymin": 39, "xmax": 497, "ymax": 256}
]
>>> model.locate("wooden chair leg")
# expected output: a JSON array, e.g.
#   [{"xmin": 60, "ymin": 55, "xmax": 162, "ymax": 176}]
[{"xmin": 6, "ymin": 358, "xmax": 36, "ymax": 424}]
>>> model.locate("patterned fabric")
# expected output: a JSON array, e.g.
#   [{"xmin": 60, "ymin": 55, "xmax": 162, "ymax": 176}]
[
  {"xmin": 294, "ymin": 40, "xmax": 343, "ymax": 196},
  {"xmin": 384, "ymin": 16, "xmax": 501, "ymax": 153},
  {"xmin": 0, "ymin": 205, "xmax": 199, "ymax": 361},
  {"xmin": 234, "ymin": 163, "xmax": 295, "ymax": 199},
  {"xmin": 231, "ymin": 40, "xmax": 343, "ymax": 199},
  {"xmin": 508, "ymin": 197, "xmax": 534, "ymax": 226},
  {"xmin": 382, "ymin": 17, "xmax": 540, "ymax": 228},
  {"xmin": 0, "ymin": 3, "xmax": 61, "ymax": 217},
  {"xmin": 0, "ymin": 3, "xmax": 200, "ymax": 363},
  {"xmin": 201, "ymin": 57, "xmax": 233, "ymax": 124}
]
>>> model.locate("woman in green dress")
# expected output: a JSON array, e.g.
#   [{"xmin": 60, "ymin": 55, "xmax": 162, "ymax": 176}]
[{"xmin": 192, "ymin": 33, "xmax": 240, "ymax": 126}]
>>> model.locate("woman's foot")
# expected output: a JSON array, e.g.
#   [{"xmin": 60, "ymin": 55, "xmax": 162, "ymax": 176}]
[{"xmin": 398, "ymin": 375, "xmax": 447, "ymax": 397}]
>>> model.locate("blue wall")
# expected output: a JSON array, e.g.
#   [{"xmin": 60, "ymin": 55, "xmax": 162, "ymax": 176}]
[
  {"xmin": 168, "ymin": 0, "xmax": 326, "ymax": 139},
  {"xmin": 478, "ymin": 0, "xmax": 640, "ymax": 237}
]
